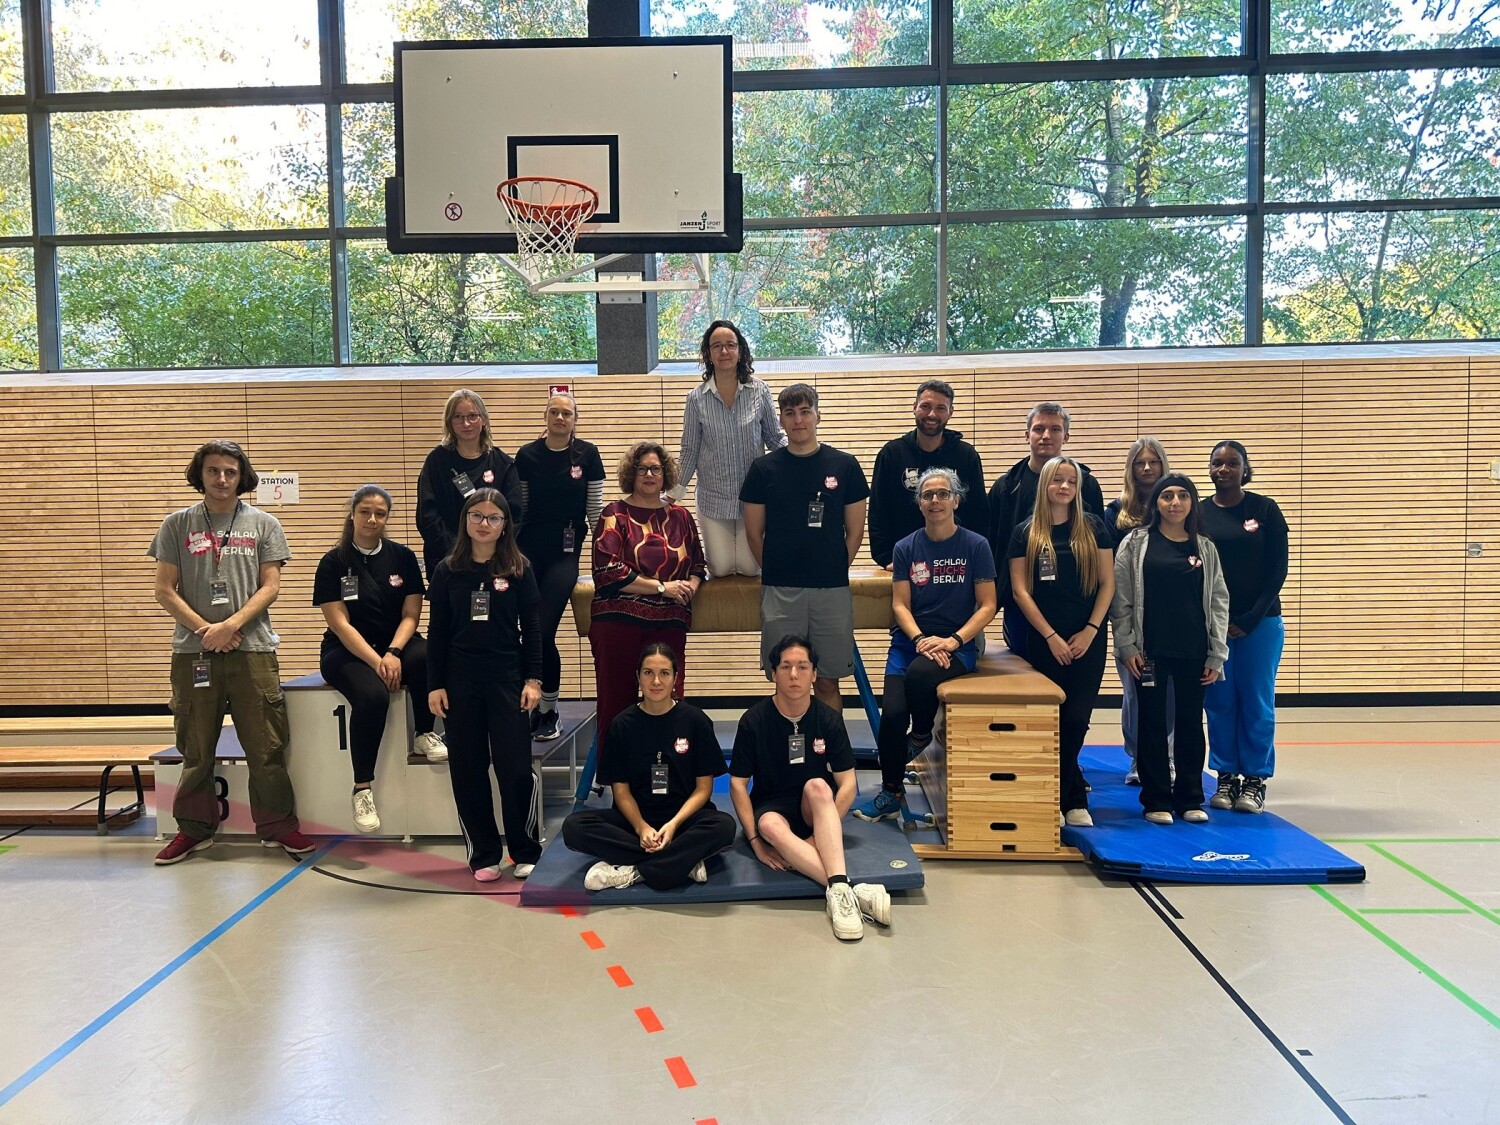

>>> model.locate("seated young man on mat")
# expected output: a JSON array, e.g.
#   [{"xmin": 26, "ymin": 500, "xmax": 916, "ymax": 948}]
[
  {"xmin": 561, "ymin": 643, "xmax": 736, "ymax": 891},
  {"xmin": 729, "ymin": 634, "xmax": 891, "ymax": 942}
]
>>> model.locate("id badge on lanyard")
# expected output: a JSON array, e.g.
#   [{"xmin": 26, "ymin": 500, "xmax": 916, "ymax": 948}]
[
  {"xmin": 452, "ymin": 468, "xmax": 476, "ymax": 498},
  {"xmin": 806, "ymin": 497, "xmax": 825, "ymax": 529},
  {"xmin": 1038, "ymin": 551, "xmax": 1057, "ymax": 582},
  {"xmin": 341, "ymin": 573, "xmax": 360, "ymax": 601},
  {"xmin": 209, "ymin": 579, "xmax": 230, "ymax": 605},
  {"xmin": 651, "ymin": 753, "xmax": 669, "ymax": 795},
  {"xmin": 562, "ymin": 524, "xmax": 576, "ymax": 554},
  {"xmin": 192, "ymin": 658, "xmax": 212, "ymax": 689},
  {"xmin": 470, "ymin": 589, "xmax": 490, "ymax": 621},
  {"xmin": 1138, "ymin": 659, "xmax": 1157, "ymax": 688},
  {"xmin": 788, "ymin": 723, "xmax": 806, "ymax": 764}
]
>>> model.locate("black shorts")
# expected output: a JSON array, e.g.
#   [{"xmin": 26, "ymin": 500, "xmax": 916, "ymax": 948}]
[{"xmin": 753, "ymin": 777, "xmax": 833, "ymax": 840}]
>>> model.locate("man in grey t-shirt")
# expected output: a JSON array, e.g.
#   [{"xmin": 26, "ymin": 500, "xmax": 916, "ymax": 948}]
[{"xmin": 148, "ymin": 439, "xmax": 315, "ymax": 865}]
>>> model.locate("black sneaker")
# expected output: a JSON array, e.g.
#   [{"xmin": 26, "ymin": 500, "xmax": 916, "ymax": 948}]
[
  {"xmin": 1209, "ymin": 773, "xmax": 1240, "ymax": 810},
  {"xmin": 1234, "ymin": 776, "xmax": 1266, "ymax": 814},
  {"xmin": 533, "ymin": 709, "xmax": 560, "ymax": 742}
]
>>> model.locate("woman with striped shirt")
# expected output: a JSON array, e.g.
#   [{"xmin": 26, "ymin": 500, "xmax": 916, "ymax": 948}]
[{"xmin": 671, "ymin": 319, "xmax": 785, "ymax": 577}]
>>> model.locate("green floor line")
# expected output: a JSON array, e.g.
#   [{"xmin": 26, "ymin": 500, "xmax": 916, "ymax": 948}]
[
  {"xmin": 1358, "ymin": 908, "xmax": 1470, "ymax": 915},
  {"xmin": 0, "ymin": 846, "xmax": 13, "ymax": 858},
  {"xmin": 1366, "ymin": 845, "xmax": 1500, "ymax": 928},
  {"xmin": 1326, "ymin": 838, "xmax": 1500, "ymax": 845},
  {"xmin": 1311, "ymin": 885, "xmax": 1500, "ymax": 1032}
]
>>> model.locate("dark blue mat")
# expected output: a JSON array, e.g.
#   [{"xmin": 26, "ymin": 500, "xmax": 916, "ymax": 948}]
[
  {"xmin": 1062, "ymin": 746, "xmax": 1365, "ymax": 884},
  {"xmin": 519, "ymin": 779, "xmax": 924, "ymax": 908}
]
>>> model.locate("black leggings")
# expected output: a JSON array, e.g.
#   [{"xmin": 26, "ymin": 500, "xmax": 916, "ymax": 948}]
[
  {"xmin": 1025, "ymin": 635, "xmax": 1108, "ymax": 812},
  {"xmin": 877, "ymin": 656, "xmax": 970, "ymax": 791},
  {"xmin": 321, "ymin": 638, "xmax": 433, "ymax": 785},
  {"xmin": 528, "ymin": 546, "xmax": 582, "ymax": 695}
]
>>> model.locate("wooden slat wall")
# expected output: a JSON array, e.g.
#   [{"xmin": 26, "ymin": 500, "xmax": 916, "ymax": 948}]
[{"xmin": 2, "ymin": 355, "xmax": 1497, "ymax": 706}]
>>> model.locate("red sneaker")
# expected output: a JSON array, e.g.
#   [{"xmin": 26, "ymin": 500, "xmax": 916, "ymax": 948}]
[
  {"xmin": 154, "ymin": 833, "xmax": 213, "ymax": 865},
  {"xmin": 262, "ymin": 829, "xmax": 319, "ymax": 858}
]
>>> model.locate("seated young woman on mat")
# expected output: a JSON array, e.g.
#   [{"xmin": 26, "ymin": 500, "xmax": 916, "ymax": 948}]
[{"xmin": 561, "ymin": 644, "xmax": 736, "ymax": 891}]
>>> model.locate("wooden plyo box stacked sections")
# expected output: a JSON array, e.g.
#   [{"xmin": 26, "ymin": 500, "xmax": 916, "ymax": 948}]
[{"xmin": 911, "ymin": 652, "xmax": 1081, "ymax": 861}]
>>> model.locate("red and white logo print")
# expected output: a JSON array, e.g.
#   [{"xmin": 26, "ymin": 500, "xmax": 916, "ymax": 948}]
[
  {"xmin": 570, "ymin": 465, "xmax": 583, "ymax": 479},
  {"xmin": 493, "ymin": 577, "xmax": 509, "ymax": 591},
  {"xmin": 909, "ymin": 561, "xmax": 931, "ymax": 585},
  {"xmin": 1188, "ymin": 556, "xmax": 1203, "ymax": 569},
  {"xmin": 674, "ymin": 737, "xmax": 690, "ymax": 755},
  {"xmin": 186, "ymin": 531, "xmax": 211, "ymax": 556},
  {"xmin": 1243, "ymin": 518, "xmax": 1259, "ymax": 533},
  {"xmin": 813, "ymin": 738, "xmax": 827, "ymax": 755},
  {"xmin": 824, "ymin": 476, "xmax": 839, "ymax": 490},
  {"xmin": 481, "ymin": 469, "xmax": 495, "ymax": 484},
  {"xmin": 388, "ymin": 574, "xmax": 404, "ymax": 588}
]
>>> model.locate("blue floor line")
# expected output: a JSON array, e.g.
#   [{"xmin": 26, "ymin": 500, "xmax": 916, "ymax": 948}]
[{"xmin": 0, "ymin": 840, "xmax": 343, "ymax": 1110}]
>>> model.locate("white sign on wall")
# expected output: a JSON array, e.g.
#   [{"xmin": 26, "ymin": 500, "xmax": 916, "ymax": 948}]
[{"xmin": 256, "ymin": 472, "xmax": 300, "ymax": 505}]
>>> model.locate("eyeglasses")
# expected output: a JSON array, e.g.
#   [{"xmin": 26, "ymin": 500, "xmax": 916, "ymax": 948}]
[
  {"xmin": 466, "ymin": 511, "xmax": 505, "ymax": 526},
  {"xmin": 709, "ymin": 342, "xmax": 739, "ymax": 353},
  {"xmin": 453, "ymin": 413, "xmax": 484, "ymax": 426},
  {"xmin": 635, "ymin": 465, "xmax": 664, "ymax": 476},
  {"xmin": 919, "ymin": 489, "xmax": 954, "ymax": 502}
]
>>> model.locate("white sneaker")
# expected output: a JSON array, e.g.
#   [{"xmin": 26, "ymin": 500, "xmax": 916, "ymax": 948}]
[
  {"xmin": 351, "ymin": 787, "xmax": 380, "ymax": 833},
  {"xmin": 512, "ymin": 863, "xmax": 535, "ymax": 880},
  {"xmin": 584, "ymin": 861, "xmax": 642, "ymax": 891},
  {"xmin": 1064, "ymin": 808, "xmax": 1094, "ymax": 828},
  {"xmin": 826, "ymin": 882, "xmax": 864, "ymax": 942},
  {"xmin": 1181, "ymin": 808, "xmax": 1209, "ymax": 823},
  {"xmin": 852, "ymin": 882, "xmax": 891, "ymax": 926},
  {"xmin": 413, "ymin": 731, "xmax": 448, "ymax": 762},
  {"xmin": 1144, "ymin": 811, "xmax": 1174, "ymax": 825},
  {"xmin": 687, "ymin": 860, "xmax": 708, "ymax": 884}
]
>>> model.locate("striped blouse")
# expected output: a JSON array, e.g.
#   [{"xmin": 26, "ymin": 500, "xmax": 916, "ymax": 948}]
[{"xmin": 672, "ymin": 376, "xmax": 786, "ymax": 521}]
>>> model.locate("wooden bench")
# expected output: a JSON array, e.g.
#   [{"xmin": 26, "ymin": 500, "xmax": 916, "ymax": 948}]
[
  {"xmin": 911, "ymin": 651, "xmax": 1080, "ymax": 861},
  {"xmin": 0, "ymin": 745, "xmax": 155, "ymax": 833}
]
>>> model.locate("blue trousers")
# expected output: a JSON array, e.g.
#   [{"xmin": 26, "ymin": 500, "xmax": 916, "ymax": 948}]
[{"xmin": 1204, "ymin": 615, "xmax": 1284, "ymax": 780}]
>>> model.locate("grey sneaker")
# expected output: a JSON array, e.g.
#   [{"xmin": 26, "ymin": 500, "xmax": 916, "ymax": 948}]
[
  {"xmin": 826, "ymin": 883, "xmax": 863, "ymax": 941},
  {"xmin": 1144, "ymin": 810, "xmax": 1173, "ymax": 825},
  {"xmin": 1235, "ymin": 776, "xmax": 1267, "ymax": 814},
  {"xmin": 1210, "ymin": 773, "xmax": 1240, "ymax": 810}
]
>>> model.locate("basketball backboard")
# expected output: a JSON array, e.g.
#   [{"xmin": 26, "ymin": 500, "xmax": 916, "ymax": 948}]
[{"xmin": 386, "ymin": 36, "xmax": 742, "ymax": 259}]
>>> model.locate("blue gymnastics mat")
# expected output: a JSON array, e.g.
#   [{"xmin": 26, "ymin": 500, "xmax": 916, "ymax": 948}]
[
  {"xmin": 1061, "ymin": 746, "xmax": 1365, "ymax": 885},
  {"xmin": 519, "ymin": 780, "xmax": 924, "ymax": 908}
]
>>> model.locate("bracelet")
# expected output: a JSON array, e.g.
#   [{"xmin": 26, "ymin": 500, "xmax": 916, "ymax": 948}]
[
  {"xmin": 1085, "ymin": 622, "xmax": 1100, "ymax": 631},
  {"xmin": 747, "ymin": 835, "xmax": 760, "ymax": 844},
  {"xmin": 950, "ymin": 633, "xmax": 964, "ymax": 646},
  {"xmin": 386, "ymin": 646, "xmax": 403, "ymax": 656},
  {"xmin": 912, "ymin": 633, "xmax": 926, "ymax": 644},
  {"xmin": 1046, "ymin": 632, "xmax": 1058, "ymax": 640}
]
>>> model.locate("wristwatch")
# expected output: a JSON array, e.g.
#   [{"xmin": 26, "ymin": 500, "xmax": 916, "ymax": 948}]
[{"xmin": 655, "ymin": 580, "xmax": 666, "ymax": 596}]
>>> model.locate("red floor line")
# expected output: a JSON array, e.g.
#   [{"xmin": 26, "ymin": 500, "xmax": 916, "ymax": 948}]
[
  {"xmin": 580, "ymin": 930, "xmax": 605, "ymax": 951},
  {"xmin": 558, "ymin": 906, "xmax": 580, "ymax": 918},
  {"xmin": 696, "ymin": 1118, "xmax": 719, "ymax": 1124},
  {"xmin": 607, "ymin": 964, "xmax": 634, "ymax": 988},
  {"xmin": 665, "ymin": 1056, "xmax": 696, "ymax": 1089},
  {"xmin": 635, "ymin": 1006, "xmax": 664, "ymax": 1033}
]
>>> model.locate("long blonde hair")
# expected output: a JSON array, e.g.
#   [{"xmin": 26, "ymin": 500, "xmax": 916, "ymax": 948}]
[
  {"xmin": 1115, "ymin": 436, "xmax": 1169, "ymax": 533},
  {"xmin": 1023, "ymin": 456, "xmax": 1102, "ymax": 595}
]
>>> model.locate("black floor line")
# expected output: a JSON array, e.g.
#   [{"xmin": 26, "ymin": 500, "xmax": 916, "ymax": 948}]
[
  {"xmin": 1132, "ymin": 882, "xmax": 1355, "ymax": 1124},
  {"xmin": 1140, "ymin": 879, "xmax": 1183, "ymax": 920},
  {"xmin": 308, "ymin": 864, "xmax": 523, "ymax": 897}
]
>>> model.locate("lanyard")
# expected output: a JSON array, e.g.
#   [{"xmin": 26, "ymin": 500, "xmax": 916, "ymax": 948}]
[{"xmin": 203, "ymin": 501, "xmax": 241, "ymax": 572}]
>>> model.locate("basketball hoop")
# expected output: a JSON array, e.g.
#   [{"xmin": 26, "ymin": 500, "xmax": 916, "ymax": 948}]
[{"xmin": 497, "ymin": 176, "xmax": 599, "ymax": 281}]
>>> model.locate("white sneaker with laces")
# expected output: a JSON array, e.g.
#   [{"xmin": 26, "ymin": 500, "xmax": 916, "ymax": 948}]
[
  {"xmin": 826, "ymin": 882, "xmax": 864, "ymax": 942},
  {"xmin": 512, "ymin": 863, "xmax": 535, "ymax": 880},
  {"xmin": 687, "ymin": 860, "xmax": 708, "ymax": 884},
  {"xmin": 852, "ymin": 882, "xmax": 891, "ymax": 926},
  {"xmin": 351, "ymin": 787, "xmax": 380, "ymax": 833},
  {"xmin": 1064, "ymin": 808, "xmax": 1094, "ymax": 828},
  {"xmin": 413, "ymin": 731, "xmax": 448, "ymax": 762},
  {"xmin": 584, "ymin": 861, "xmax": 642, "ymax": 891}
]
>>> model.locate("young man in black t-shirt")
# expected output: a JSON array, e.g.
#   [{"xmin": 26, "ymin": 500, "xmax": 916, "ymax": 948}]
[
  {"xmin": 740, "ymin": 384, "xmax": 869, "ymax": 714},
  {"xmin": 730, "ymin": 635, "xmax": 891, "ymax": 942}
]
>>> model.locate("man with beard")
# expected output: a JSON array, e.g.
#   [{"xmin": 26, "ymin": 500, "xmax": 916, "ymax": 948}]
[{"xmin": 867, "ymin": 379, "xmax": 989, "ymax": 570}]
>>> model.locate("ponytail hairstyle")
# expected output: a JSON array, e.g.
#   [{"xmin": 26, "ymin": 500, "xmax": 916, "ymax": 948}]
[
  {"xmin": 1144, "ymin": 473, "xmax": 1207, "ymax": 557},
  {"xmin": 1117, "ymin": 436, "xmax": 1169, "ymax": 532},
  {"xmin": 447, "ymin": 488, "xmax": 526, "ymax": 578},
  {"xmin": 1023, "ymin": 457, "xmax": 1101, "ymax": 596},
  {"xmin": 336, "ymin": 484, "xmax": 394, "ymax": 564},
  {"xmin": 1209, "ymin": 439, "xmax": 1253, "ymax": 484}
]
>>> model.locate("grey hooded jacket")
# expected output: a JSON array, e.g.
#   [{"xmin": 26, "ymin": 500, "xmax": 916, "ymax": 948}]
[{"xmin": 1109, "ymin": 527, "xmax": 1230, "ymax": 672}]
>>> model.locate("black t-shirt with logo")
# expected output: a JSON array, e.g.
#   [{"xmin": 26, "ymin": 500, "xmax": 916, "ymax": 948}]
[
  {"xmin": 312, "ymin": 541, "xmax": 426, "ymax": 656},
  {"xmin": 1142, "ymin": 529, "xmax": 1207, "ymax": 662},
  {"xmin": 729, "ymin": 697, "xmax": 855, "ymax": 807},
  {"xmin": 598, "ymin": 702, "xmax": 726, "ymax": 823},
  {"xmin": 1007, "ymin": 514, "xmax": 1111, "ymax": 637},
  {"xmin": 739, "ymin": 444, "xmax": 870, "ymax": 588},
  {"xmin": 514, "ymin": 437, "xmax": 606, "ymax": 557}
]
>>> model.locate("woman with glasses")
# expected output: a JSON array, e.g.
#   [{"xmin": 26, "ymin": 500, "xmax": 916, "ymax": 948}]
[
  {"xmin": 416, "ymin": 388, "xmax": 524, "ymax": 581},
  {"xmin": 314, "ymin": 485, "xmax": 444, "ymax": 834},
  {"xmin": 1103, "ymin": 436, "xmax": 1172, "ymax": 785},
  {"xmin": 1009, "ymin": 456, "xmax": 1115, "ymax": 827},
  {"xmin": 670, "ymin": 319, "xmax": 785, "ymax": 577},
  {"xmin": 855, "ymin": 468, "xmax": 997, "ymax": 825},
  {"xmin": 427, "ymin": 488, "xmax": 543, "ymax": 881},
  {"xmin": 514, "ymin": 391, "xmax": 606, "ymax": 742},
  {"xmin": 590, "ymin": 442, "xmax": 706, "ymax": 758}
]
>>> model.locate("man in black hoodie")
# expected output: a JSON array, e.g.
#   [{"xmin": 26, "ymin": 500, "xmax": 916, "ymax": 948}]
[
  {"xmin": 986, "ymin": 402, "xmax": 1105, "ymax": 656},
  {"xmin": 868, "ymin": 380, "xmax": 990, "ymax": 569}
]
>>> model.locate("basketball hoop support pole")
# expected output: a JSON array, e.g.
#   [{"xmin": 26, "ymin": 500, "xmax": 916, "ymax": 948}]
[{"xmin": 497, "ymin": 252, "xmax": 710, "ymax": 295}]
